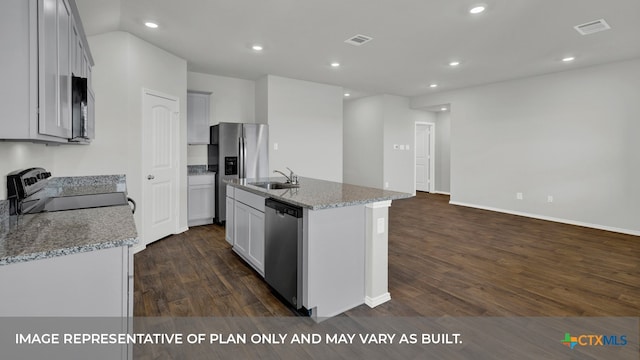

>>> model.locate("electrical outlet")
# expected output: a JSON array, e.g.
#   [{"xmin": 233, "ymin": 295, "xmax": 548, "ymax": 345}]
[
  {"xmin": 377, "ymin": 218, "xmax": 385, "ymax": 234},
  {"xmin": 516, "ymin": 192, "xmax": 523, "ymax": 200},
  {"xmin": 399, "ymin": 145, "xmax": 405, "ymax": 150},
  {"xmin": 405, "ymin": 144, "xmax": 410, "ymax": 150},
  {"xmin": 273, "ymin": 143, "xmax": 279, "ymax": 150},
  {"xmin": 547, "ymin": 195, "xmax": 553, "ymax": 203},
  {"xmin": 384, "ymin": 182, "xmax": 389, "ymax": 188}
]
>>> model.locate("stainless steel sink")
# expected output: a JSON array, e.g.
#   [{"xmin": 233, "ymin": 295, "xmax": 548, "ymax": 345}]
[{"xmin": 249, "ymin": 181, "xmax": 300, "ymax": 190}]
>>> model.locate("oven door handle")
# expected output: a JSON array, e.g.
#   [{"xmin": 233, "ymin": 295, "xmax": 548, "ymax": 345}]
[{"xmin": 127, "ymin": 197, "xmax": 136, "ymax": 214}]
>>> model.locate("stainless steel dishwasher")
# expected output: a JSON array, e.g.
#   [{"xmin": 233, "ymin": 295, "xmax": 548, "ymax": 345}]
[{"xmin": 265, "ymin": 198, "xmax": 303, "ymax": 309}]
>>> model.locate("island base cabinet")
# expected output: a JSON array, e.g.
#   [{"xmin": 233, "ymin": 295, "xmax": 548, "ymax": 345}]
[
  {"xmin": 229, "ymin": 188, "xmax": 265, "ymax": 276},
  {"xmin": 233, "ymin": 201, "xmax": 265, "ymax": 276},
  {"xmin": 303, "ymin": 205, "xmax": 366, "ymax": 320}
]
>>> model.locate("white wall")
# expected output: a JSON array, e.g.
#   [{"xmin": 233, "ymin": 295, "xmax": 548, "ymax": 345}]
[
  {"xmin": 258, "ymin": 75, "xmax": 343, "ymax": 182},
  {"xmin": 1, "ymin": 32, "xmax": 189, "ymax": 240},
  {"xmin": 186, "ymin": 72, "xmax": 256, "ymax": 165},
  {"xmin": 383, "ymin": 95, "xmax": 434, "ymax": 194},
  {"xmin": 53, "ymin": 31, "xmax": 188, "ymax": 241},
  {"xmin": 0, "ymin": 143, "xmax": 54, "ymax": 199},
  {"xmin": 343, "ymin": 94, "xmax": 434, "ymax": 194},
  {"xmin": 343, "ymin": 96, "xmax": 384, "ymax": 188},
  {"xmin": 435, "ymin": 110, "xmax": 451, "ymax": 194},
  {"xmin": 411, "ymin": 58, "xmax": 640, "ymax": 234}
]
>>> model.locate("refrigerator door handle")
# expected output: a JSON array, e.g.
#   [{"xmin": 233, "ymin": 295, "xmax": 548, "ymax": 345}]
[{"xmin": 239, "ymin": 137, "xmax": 247, "ymax": 178}]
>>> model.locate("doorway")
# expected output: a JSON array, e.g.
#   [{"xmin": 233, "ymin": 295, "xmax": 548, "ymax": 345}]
[
  {"xmin": 142, "ymin": 89, "xmax": 180, "ymax": 246},
  {"xmin": 415, "ymin": 122, "xmax": 435, "ymax": 193}
]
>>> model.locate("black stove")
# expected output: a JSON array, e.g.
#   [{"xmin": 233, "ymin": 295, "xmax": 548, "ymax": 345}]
[{"xmin": 7, "ymin": 168, "xmax": 51, "ymax": 215}]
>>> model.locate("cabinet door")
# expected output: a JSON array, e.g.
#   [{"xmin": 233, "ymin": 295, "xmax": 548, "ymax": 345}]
[
  {"xmin": 71, "ymin": 21, "xmax": 83, "ymax": 76},
  {"xmin": 247, "ymin": 207, "xmax": 265, "ymax": 275},
  {"xmin": 225, "ymin": 196, "xmax": 235, "ymax": 245},
  {"xmin": 38, "ymin": 0, "xmax": 72, "ymax": 139},
  {"xmin": 188, "ymin": 184, "xmax": 215, "ymax": 221},
  {"xmin": 187, "ymin": 92, "xmax": 210, "ymax": 144},
  {"xmin": 234, "ymin": 202, "xmax": 251, "ymax": 256}
]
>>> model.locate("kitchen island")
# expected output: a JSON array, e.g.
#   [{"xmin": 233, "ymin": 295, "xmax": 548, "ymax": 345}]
[{"xmin": 226, "ymin": 177, "xmax": 411, "ymax": 320}]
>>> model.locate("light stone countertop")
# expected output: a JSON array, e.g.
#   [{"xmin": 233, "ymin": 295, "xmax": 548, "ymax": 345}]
[
  {"xmin": 0, "ymin": 174, "xmax": 138, "ymax": 266},
  {"xmin": 187, "ymin": 165, "xmax": 215, "ymax": 176},
  {"xmin": 0, "ymin": 205, "xmax": 137, "ymax": 266},
  {"xmin": 226, "ymin": 177, "xmax": 412, "ymax": 210}
]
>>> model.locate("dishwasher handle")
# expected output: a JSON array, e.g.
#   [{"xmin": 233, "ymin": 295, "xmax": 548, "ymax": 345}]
[{"xmin": 265, "ymin": 198, "xmax": 303, "ymax": 218}]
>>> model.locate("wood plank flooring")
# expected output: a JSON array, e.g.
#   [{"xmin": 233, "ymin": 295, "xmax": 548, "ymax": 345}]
[{"xmin": 134, "ymin": 192, "xmax": 639, "ymax": 317}]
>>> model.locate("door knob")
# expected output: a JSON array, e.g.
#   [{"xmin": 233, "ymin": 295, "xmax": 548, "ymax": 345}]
[{"xmin": 147, "ymin": 175, "xmax": 155, "ymax": 180}]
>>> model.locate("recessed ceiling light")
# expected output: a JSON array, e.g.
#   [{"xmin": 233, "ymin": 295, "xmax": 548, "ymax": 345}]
[
  {"xmin": 469, "ymin": 5, "xmax": 486, "ymax": 14},
  {"xmin": 429, "ymin": 83, "xmax": 438, "ymax": 88},
  {"xmin": 252, "ymin": 45, "xmax": 263, "ymax": 51},
  {"xmin": 144, "ymin": 22, "xmax": 158, "ymax": 29},
  {"xmin": 441, "ymin": 107, "xmax": 448, "ymax": 111},
  {"xmin": 562, "ymin": 56, "xmax": 575, "ymax": 62},
  {"xmin": 331, "ymin": 62, "xmax": 341, "ymax": 68},
  {"xmin": 449, "ymin": 61, "xmax": 460, "ymax": 67},
  {"xmin": 344, "ymin": 93, "xmax": 351, "ymax": 97}
]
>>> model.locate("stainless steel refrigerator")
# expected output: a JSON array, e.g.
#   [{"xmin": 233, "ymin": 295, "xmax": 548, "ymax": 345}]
[{"xmin": 208, "ymin": 123, "xmax": 269, "ymax": 223}]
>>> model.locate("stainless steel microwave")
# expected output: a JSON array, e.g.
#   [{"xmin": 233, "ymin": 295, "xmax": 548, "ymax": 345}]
[{"xmin": 70, "ymin": 75, "xmax": 89, "ymax": 141}]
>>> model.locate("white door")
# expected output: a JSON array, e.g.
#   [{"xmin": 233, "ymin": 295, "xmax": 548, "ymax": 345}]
[
  {"xmin": 142, "ymin": 89, "xmax": 180, "ymax": 245},
  {"xmin": 415, "ymin": 123, "xmax": 434, "ymax": 192}
]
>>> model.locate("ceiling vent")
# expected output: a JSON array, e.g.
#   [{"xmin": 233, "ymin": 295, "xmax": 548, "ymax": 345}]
[
  {"xmin": 344, "ymin": 34, "xmax": 373, "ymax": 46},
  {"xmin": 574, "ymin": 19, "xmax": 611, "ymax": 35}
]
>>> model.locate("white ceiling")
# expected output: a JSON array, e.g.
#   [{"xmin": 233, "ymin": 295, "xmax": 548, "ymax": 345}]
[{"xmin": 75, "ymin": 0, "xmax": 640, "ymax": 98}]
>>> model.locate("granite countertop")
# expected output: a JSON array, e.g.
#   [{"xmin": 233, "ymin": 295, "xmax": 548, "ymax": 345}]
[
  {"xmin": 226, "ymin": 177, "xmax": 412, "ymax": 210},
  {"xmin": 0, "ymin": 174, "xmax": 138, "ymax": 266},
  {"xmin": 0, "ymin": 205, "xmax": 137, "ymax": 265},
  {"xmin": 188, "ymin": 165, "xmax": 215, "ymax": 176}
]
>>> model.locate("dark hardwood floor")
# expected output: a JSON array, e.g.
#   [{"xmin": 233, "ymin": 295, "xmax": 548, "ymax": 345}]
[{"xmin": 134, "ymin": 192, "xmax": 639, "ymax": 317}]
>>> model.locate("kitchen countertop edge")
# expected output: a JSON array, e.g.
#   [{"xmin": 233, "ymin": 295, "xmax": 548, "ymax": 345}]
[
  {"xmin": 225, "ymin": 177, "xmax": 412, "ymax": 210},
  {"xmin": 0, "ymin": 236, "xmax": 138, "ymax": 266}
]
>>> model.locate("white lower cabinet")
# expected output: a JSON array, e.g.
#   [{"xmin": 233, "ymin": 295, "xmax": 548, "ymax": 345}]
[
  {"xmin": 188, "ymin": 174, "xmax": 215, "ymax": 227},
  {"xmin": 229, "ymin": 188, "xmax": 265, "ymax": 276},
  {"xmin": 225, "ymin": 196, "xmax": 235, "ymax": 244},
  {"xmin": 0, "ymin": 246, "xmax": 132, "ymax": 317}
]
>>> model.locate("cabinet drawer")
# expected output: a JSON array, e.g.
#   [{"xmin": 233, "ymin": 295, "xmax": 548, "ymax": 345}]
[
  {"xmin": 235, "ymin": 188, "xmax": 265, "ymax": 212},
  {"xmin": 226, "ymin": 184, "xmax": 235, "ymax": 199},
  {"xmin": 188, "ymin": 173, "xmax": 215, "ymax": 186}
]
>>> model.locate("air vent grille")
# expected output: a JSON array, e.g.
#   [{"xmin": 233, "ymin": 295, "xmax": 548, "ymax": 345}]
[
  {"xmin": 344, "ymin": 34, "xmax": 373, "ymax": 46},
  {"xmin": 574, "ymin": 19, "xmax": 611, "ymax": 35}
]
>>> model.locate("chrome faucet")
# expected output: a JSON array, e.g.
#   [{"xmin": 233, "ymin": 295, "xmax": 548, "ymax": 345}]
[{"xmin": 274, "ymin": 167, "xmax": 299, "ymax": 185}]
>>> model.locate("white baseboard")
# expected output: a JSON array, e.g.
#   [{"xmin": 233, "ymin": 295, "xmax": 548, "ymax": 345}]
[
  {"xmin": 131, "ymin": 243, "xmax": 146, "ymax": 254},
  {"xmin": 176, "ymin": 226, "xmax": 189, "ymax": 234},
  {"xmin": 449, "ymin": 201, "xmax": 640, "ymax": 237},
  {"xmin": 365, "ymin": 292, "xmax": 391, "ymax": 308},
  {"xmin": 433, "ymin": 191, "xmax": 451, "ymax": 195},
  {"xmin": 187, "ymin": 219, "xmax": 213, "ymax": 227}
]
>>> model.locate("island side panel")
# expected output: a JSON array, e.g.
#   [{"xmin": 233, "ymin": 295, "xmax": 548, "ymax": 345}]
[{"xmin": 303, "ymin": 204, "xmax": 365, "ymax": 319}]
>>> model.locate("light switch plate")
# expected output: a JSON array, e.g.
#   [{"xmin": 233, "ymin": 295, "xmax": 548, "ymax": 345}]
[{"xmin": 274, "ymin": 143, "xmax": 279, "ymax": 150}]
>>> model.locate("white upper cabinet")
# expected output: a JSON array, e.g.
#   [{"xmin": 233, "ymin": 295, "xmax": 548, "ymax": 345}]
[
  {"xmin": 187, "ymin": 91, "xmax": 211, "ymax": 144},
  {"xmin": 0, "ymin": 0, "xmax": 93, "ymax": 143},
  {"xmin": 39, "ymin": 0, "xmax": 72, "ymax": 138}
]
